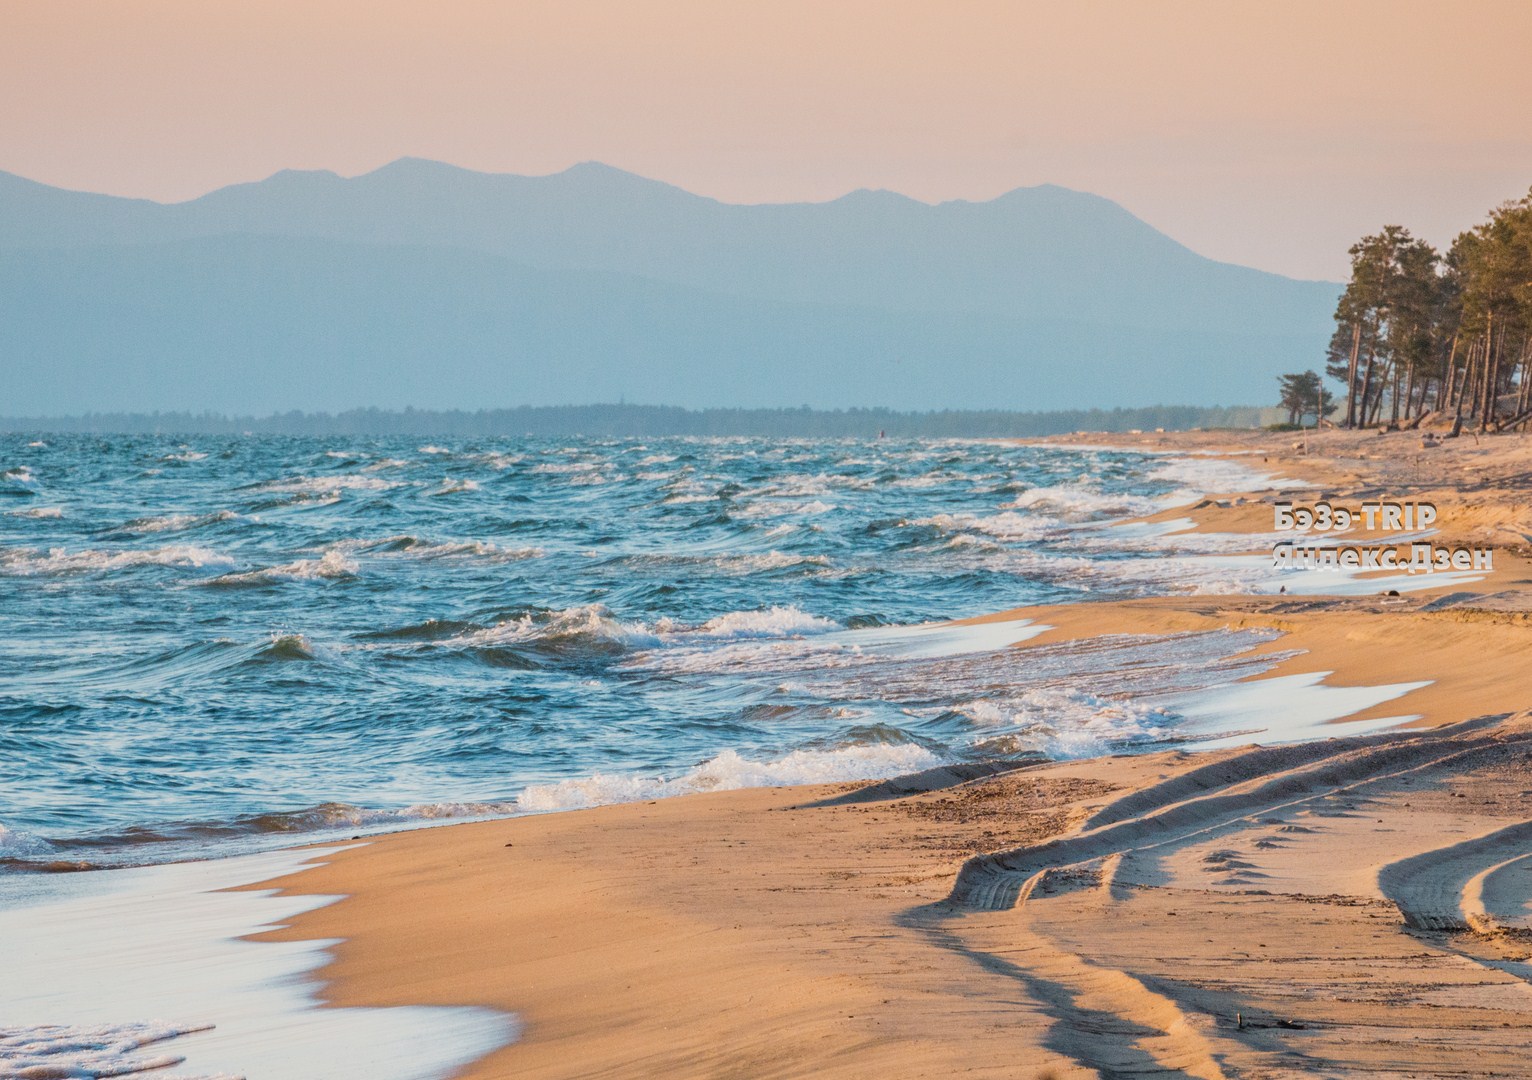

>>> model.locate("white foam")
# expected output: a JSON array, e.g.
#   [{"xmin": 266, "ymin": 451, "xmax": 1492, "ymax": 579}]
[
  {"xmin": 624, "ymin": 615, "xmax": 1047, "ymax": 676},
  {"xmin": 256, "ymin": 550, "xmax": 359, "ymax": 582},
  {"xmin": 625, "ymin": 550, "xmax": 831, "ymax": 574},
  {"xmin": 0, "ymin": 848, "xmax": 515, "ymax": 1080},
  {"xmin": 259, "ymin": 475, "xmax": 400, "ymax": 496},
  {"xmin": 399, "ymin": 539, "xmax": 540, "ymax": 562},
  {"xmin": 426, "ymin": 478, "xmax": 479, "ymax": 495},
  {"xmin": 329, "ymin": 535, "xmax": 542, "ymax": 563},
  {"xmin": 0, "ymin": 544, "xmax": 236, "ymax": 576},
  {"xmin": 1, "ymin": 1021, "xmax": 238, "ymax": 1079},
  {"xmin": 1090, "ymin": 551, "xmax": 1491, "ymax": 597},
  {"xmin": 516, "ymin": 742, "xmax": 941, "ymax": 812},
  {"xmin": 737, "ymin": 499, "xmax": 837, "ymax": 517},
  {"xmin": 447, "ymin": 603, "xmax": 839, "ymax": 656},
  {"xmin": 910, "ymin": 510, "xmax": 1057, "ymax": 541},
  {"xmin": 208, "ymin": 550, "xmax": 358, "ymax": 586},
  {"xmin": 951, "ymin": 687, "xmax": 1175, "ymax": 759},
  {"xmin": 123, "ymin": 510, "xmax": 241, "ymax": 534},
  {"xmin": 529, "ymin": 461, "xmax": 600, "ymax": 474},
  {"xmin": 0, "ymin": 822, "xmax": 54, "ymax": 857},
  {"xmin": 264, "ymin": 800, "xmax": 521, "ymax": 831},
  {"xmin": 6, "ymin": 505, "xmax": 64, "ymax": 519},
  {"xmin": 1145, "ymin": 455, "xmax": 1310, "ymax": 495},
  {"xmin": 688, "ymin": 606, "xmax": 839, "ymax": 639},
  {"xmin": 1002, "ymin": 484, "xmax": 1165, "ymax": 520},
  {"xmin": 1166, "ymin": 671, "xmax": 1429, "ymax": 748},
  {"xmin": 451, "ymin": 604, "xmax": 663, "ymax": 651}
]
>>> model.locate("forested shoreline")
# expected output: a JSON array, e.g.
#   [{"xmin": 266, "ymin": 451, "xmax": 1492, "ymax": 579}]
[{"xmin": 1327, "ymin": 188, "xmax": 1532, "ymax": 432}]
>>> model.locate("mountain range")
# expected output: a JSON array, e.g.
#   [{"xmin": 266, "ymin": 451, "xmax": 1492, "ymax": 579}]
[{"xmin": 0, "ymin": 159, "xmax": 1340, "ymax": 415}]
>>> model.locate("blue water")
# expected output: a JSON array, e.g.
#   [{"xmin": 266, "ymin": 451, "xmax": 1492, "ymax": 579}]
[{"xmin": 0, "ymin": 435, "xmax": 1283, "ymax": 869}]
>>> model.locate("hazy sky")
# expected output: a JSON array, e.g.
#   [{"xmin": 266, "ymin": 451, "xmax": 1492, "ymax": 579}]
[{"xmin": 6, "ymin": 0, "xmax": 1531, "ymax": 280}]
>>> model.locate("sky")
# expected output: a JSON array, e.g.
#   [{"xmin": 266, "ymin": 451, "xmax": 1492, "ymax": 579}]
[{"xmin": 5, "ymin": 0, "xmax": 1531, "ymax": 281}]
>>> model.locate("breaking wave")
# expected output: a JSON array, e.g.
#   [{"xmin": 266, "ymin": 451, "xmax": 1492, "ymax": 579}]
[
  {"xmin": 204, "ymin": 549, "xmax": 358, "ymax": 587},
  {"xmin": 517, "ymin": 742, "xmax": 941, "ymax": 812},
  {"xmin": 0, "ymin": 544, "xmax": 236, "ymax": 576}
]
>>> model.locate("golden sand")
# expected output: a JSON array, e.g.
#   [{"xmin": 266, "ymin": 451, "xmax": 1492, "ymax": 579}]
[{"xmin": 253, "ymin": 428, "xmax": 1532, "ymax": 1078}]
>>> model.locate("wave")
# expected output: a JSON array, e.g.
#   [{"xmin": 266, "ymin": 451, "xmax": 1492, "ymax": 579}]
[
  {"xmin": 354, "ymin": 618, "xmax": 485, "ymax": 642},
  {"xmin": 6, "ymin": 506, "xmax": 63, "ymax": 519},
  {"xmin": 427, "ymin": 477, "xmax": 480, "ymax": 495},
  {"xmin": 447, "ymin": 604, "xmax": 665, "ymax": 657},
  {"xmin": 421, "ymin": 604, "xmax": 839, "ymax": 668},
  {"xmin": 204, "ymin": 549, "xmax": 358, "ymax": 587},
  {"xmin": 255, "ymin": 474, "xmax": 402, "ymax": 497},
  {"xmin": 618, "ymin": 550, "xmax": 832, "ymax": 575},
  {"xmin": 120, "ymin": 509, "xmax": 241, "ymax": 534},
  {"xmin": 0, "ymin": 799, "xmax": 521, "ymax": 871},
  {"xmin": 516, "ymin": 742, "xmax": 941, "ymax": 812},
  {"xmin": 333, "ymin": 534, "xmax": 543, "ymax": 563},
  {"xmin": 257, "ymin": 633, "xmax": 319, "ymax": 662},
  {"xmin": 0, "ymin": 1022, "xmax": 237, "ymax": 1079},
  {"xmin": 530, "ymin": 461, "xmax": 601, "ymax": 474},
  {"xmin": 6, "ymin": 633, "xmax": 348, "ymax": 697},
  {"xmin": 1146, "ymin": 455, "xmax": 1308, "ymax": 495},
  {"xmin": 463, "ymin": 451, "xmax": 523, "ymax": 470},
  {"xmin": 737, "ymin": 499, "xmax": 837, "ymax": 518},
  {"xmin": 1001, "ymin": 484, "xmax": 1166, "ymax": 520},
  {"xmin": 949, "ymin": 688, "xmax": 1177, "ymax": 759},
  {"xmin": 0, "ymin": 544, "xmax": 235, "ymax": 577},
  {"xmin": 0, "ymin": 822, "xmax": 53, "ymax": 857},
  {"xmin": 233, "ymin": 799, "xmax": 519, "ymax": 832},
  {"xmin": 1, "ymin": 466, "xmax": 40, "ymax": 495},
  {"xmin": 685, "ymin": 606, "xmax": 839, "ymax": 639},
  {"xmin": 909, "ymin": 510, "xmax": 1058, "ymax": 541}
]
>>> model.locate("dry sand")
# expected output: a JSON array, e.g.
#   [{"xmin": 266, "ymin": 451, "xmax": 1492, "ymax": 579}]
[{"xmin": 253, "ymin": 428, "xmax": 1532, "ymax": 1078}]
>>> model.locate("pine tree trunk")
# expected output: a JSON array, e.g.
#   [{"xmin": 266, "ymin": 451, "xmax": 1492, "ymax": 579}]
[
  {"xmin": 1344, "ymin": 323, "xmax": 1362, "ymax": 428},
  {"xmin": 1517, "ymin": 339, "xmax": 1532, "ymax": 419},
  {"xmin": 1440, "ymin": 334, "xmax": 1459, "ymax": 415},
  {"xmin": 1358, "ymin": 345, "xmax": 1377, "ymax": 428},
  {"xmin": 1461, "ymin": 335, "xmax": 1481, "ymax": 422},
  {"xmin": 1480, "ymin": 313, "xmax": 1496, "ymax": 432}
]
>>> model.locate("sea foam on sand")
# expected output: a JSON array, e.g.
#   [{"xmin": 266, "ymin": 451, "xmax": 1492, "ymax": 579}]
[{"xmin": 0, "ymin": 847, "xmax": 515, "ymax": 1080}]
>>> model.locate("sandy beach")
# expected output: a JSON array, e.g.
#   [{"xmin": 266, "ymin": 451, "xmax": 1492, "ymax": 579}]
[{"xmin": 252, "ymin": 427, "xmax": 1532, "ymax": 1078}]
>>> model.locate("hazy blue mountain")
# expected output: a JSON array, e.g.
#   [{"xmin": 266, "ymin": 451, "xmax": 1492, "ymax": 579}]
[{"xmin": 0, "ymin": 160, "xmax": 1339, "ymax": 415}]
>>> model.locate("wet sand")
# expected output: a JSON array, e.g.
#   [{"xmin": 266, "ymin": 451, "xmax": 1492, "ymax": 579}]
[{"xmin": 254, "ymin": 427, "xmax": 1532, "ymax": 1078}]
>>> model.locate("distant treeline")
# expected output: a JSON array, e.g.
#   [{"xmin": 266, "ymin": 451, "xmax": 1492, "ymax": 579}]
[{"xmin": 0, "ymin": 403, "xmax": 1271, "ymax": 438}]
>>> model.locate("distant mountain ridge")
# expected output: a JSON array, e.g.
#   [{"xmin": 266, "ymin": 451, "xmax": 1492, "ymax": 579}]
[{"xmin": 0, "ymin": 159, "xmax": 1339, "ymax": 415}]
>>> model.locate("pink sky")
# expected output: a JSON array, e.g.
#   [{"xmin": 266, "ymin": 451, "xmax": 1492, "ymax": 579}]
[{"xmin": 5, "ymin": 0, "xmax": 1531, "ymax": 279}]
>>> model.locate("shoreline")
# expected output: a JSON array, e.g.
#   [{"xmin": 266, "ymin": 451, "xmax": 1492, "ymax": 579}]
[
  {"xmin": 245, "ymin": 427, "xmax": 1532, "ymax": 1078},
  {"xmin": 13, "ymin": 427, "xmax": 1531, "ymax": 1077}
]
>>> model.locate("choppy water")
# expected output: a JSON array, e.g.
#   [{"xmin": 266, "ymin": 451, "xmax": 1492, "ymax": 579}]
[{"xmin": 1, "ymin": 434, "xmax": 1306, "ymax": 870}]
